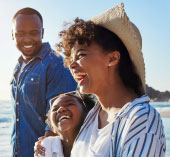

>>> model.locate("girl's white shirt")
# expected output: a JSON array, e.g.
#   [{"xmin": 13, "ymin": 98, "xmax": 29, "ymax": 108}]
[{"xmin": 40, "ymin": 136, "xmax": 64, "ymax": 157}]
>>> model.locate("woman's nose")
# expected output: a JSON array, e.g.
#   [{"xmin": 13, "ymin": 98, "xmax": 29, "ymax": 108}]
[{"xmin": 69, "ymin": 60, "xmax": 78, "ymax": 70}]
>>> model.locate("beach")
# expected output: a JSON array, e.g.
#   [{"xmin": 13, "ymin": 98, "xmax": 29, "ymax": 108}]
[{"xmin": 0, "ymin": 101, "xmax": 170, "ymax": 157}]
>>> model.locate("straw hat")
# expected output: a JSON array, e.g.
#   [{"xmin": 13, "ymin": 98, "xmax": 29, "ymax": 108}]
[{"xmin": 90, "ymin": 3, "xmax": 146, "ymax": 92}]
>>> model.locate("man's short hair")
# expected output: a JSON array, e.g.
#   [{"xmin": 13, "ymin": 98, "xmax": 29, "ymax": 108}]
[{"xmin": 13, "ymin": 7, "xmax": 43, "ymax": 26}]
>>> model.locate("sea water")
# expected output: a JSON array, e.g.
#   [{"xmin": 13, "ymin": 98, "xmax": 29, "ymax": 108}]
[
  {"xmin": 0, "ymin": 101, "xmax": 170, "ymax": 157},
  {"xmin": 0, "ymin": 101, "xmax": 12, "ymax": 157}
]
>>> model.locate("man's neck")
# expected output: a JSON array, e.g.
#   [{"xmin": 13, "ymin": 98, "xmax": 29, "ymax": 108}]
[{"xmin": 22, "ymin": 55, "xmax": 33, "ymax": 64}]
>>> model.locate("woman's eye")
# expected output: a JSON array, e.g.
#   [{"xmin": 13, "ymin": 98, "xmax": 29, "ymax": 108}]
[{"xmin": 77, "ymin": 53, "xmax": 86, "ymax": 59}]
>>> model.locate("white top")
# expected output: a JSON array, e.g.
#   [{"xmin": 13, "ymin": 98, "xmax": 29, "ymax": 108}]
[
  {"xmin": 71, "ymin": 95, "xmax": 166, "ymax": 157},
  {"xmin": 89, "ymin": 111, "xmax": 114, "ymax": 156},
  {"xmin": 40, "ymin": 136, "xmax": 64, "ymax": 157},
  {"xmin": 17, "ymin": 61, "xmax": 26, "ymax": 80}
]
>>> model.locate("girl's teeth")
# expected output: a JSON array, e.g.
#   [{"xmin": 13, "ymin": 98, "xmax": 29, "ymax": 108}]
[{"xmin": 59, "ymin": 115, "xmax": 70, "ymax": 121}]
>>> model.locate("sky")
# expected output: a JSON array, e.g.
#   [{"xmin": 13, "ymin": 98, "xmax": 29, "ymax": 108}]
[{"xmin": 0, "ymin": 0, "xmax": 170, "ymax": 100}]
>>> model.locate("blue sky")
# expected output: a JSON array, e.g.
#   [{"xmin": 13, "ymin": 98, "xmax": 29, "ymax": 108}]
[{"xmin": 0, "ymin": 0, "xmax": 170, "ymax": 100}]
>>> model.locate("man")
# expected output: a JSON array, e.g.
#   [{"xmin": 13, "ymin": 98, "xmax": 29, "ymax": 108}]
[{"xmin": 11, "ymin": 7, "xmax": 77, "ymax": 157}]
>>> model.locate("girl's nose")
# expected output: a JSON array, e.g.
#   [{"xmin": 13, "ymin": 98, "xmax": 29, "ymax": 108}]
[{"xmin": 57, "ymin": 106, "xmax": 66, "ymax": 113}]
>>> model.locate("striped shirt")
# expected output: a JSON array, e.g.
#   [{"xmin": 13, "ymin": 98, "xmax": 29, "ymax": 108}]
[{"xmin": 71, "ymin": 95, "xmax": 166, "ymax": 157}]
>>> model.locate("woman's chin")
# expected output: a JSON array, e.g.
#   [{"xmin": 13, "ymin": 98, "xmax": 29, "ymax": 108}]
[{"xmin": 79, "ymin": 86, "xmax": 90, "ymax": 94}]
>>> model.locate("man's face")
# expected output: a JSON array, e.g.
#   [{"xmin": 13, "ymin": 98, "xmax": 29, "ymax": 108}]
[{"xmin": 12, "ymin": 14, "xmax": 44, "ymax": 59}]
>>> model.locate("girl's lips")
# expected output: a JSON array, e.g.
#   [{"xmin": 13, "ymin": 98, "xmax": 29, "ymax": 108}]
[
  {"xmin": 58, "ymin": 115, "xmax": 71, "ymax": 122},
  {"xmin": 57, "ymin": 114, "xmax": 71, "ymax": 123}
]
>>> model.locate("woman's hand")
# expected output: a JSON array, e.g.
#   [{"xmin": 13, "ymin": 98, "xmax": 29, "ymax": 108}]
[{"xmin": 34, "ymin": 136, "xmax": 46, "ymax": 157}]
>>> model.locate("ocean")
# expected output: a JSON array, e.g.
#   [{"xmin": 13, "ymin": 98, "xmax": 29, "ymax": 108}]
[{"xmin": 0, "ymin": 101, "xmax": 170, "ymax": 157}]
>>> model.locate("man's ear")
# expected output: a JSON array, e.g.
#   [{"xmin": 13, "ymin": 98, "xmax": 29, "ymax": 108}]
[
  {"xmin": 12, "ymin": 29, "xmax": 14, "ymax": 40},
  {"xmin": 107, "ymin": 51, "xmax": 120, "ymax": 67},
  {"xmin": 42, "ymin": 28, "xmax": 44, "ymax": 39}
]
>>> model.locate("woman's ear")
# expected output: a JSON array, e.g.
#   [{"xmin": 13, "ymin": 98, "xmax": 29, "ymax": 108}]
[{"xmin": 108, "ymin": 51, "xmax": 120, "ymax": 67}]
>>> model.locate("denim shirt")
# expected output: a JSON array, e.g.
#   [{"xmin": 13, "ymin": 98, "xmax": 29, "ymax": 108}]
[{"xmin": 11, "ymin": 42, "xmax": 77, "ymax": 157}]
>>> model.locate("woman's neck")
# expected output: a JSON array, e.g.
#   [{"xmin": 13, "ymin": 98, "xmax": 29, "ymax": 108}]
[
  {"xmin": 96, "ymin": 77, "xmax": 138, "ymax": 109},
  {"xmin": 96, "ymin": 84, "xmax": 138, "ymax": 129}
]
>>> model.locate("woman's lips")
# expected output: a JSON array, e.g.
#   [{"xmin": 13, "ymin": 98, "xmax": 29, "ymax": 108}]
[{"xmin": 73, "ymin": 72, "xmax": 87, "ymax": 85}]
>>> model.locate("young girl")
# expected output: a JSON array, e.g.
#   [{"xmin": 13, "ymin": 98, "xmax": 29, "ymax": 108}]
[{"xmin": 34, "ymin": 91, "xmax": 95, "ymax": 157}]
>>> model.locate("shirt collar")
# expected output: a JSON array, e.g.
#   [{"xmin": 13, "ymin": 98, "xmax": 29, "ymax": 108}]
[
  {"xmin": 17, "ymin": 42, "xmax": 51, "ymax": 65},
  {"xmin": 116, "ymin": 94, "xmax": 150, "ymax": 118},
  {"xmin": 35, "ymin": 42, "xmax": 51, "ymax": 60}
]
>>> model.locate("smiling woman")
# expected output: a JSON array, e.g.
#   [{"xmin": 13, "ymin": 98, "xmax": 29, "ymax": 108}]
[{"xmin": 58, "ymin": 3, "xmax": 166, "ymax": 157}]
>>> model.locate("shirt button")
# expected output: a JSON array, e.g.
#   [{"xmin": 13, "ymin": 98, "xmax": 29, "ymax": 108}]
[
  {"xmin": 16, "ymin": 102, "xmax": 19, "ymax": 105},
  {"xmin": 15, "ymin": 152, "xmax": 17, "ymax": 155},
  {"xmin": 16, "ymin": 118, "xmax": 19, "ymax": 122},
  {"xmin": 31, "ymin": 78, "xmax": 34, "ymax": 81}
]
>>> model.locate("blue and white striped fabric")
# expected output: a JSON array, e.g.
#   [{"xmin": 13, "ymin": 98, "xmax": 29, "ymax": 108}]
[{"xmin": 71, "ymin": 95, "xmax": 166, "ymax": 157}]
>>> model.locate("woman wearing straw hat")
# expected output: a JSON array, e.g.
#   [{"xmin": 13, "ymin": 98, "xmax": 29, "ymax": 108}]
[
  {"xmin": 58, "ymin": 3, "xmax": 166, "ymax": 157},
  {"xmin": 34, "ymin": 3, "xmax": 166, "ymax": 157}
]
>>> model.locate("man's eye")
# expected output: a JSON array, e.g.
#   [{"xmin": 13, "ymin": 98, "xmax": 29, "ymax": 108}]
[
  {"xmin": 16, "ymin": 33, "xmax": 24, "ymax": 37},
  {"xmin": 30, "ymin": 31, "xmax": 40, "ymax": 36}
]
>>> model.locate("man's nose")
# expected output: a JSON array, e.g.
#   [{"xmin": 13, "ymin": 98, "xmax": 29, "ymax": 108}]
[{"xmin": 23, "ymin": 34, "xmax": 32, "ymax": 42}]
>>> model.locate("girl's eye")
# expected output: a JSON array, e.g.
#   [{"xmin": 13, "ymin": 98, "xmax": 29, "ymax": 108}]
[
  {"xmin": 66, "ymin": 103, "xmax": 74, "ymax": 107},
  {"xmin": 51, "ymin": 106, "xmax": 59, "ymax": 112}
]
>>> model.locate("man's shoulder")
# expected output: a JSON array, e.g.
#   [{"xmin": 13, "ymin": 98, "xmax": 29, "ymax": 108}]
[
  {"xmin": 43, "ymin": 49, "xmax": 63, "ymax": 63},
  {"xmin": 38, "ymin": 42, "xmax": 62, "ymax": 62}
]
